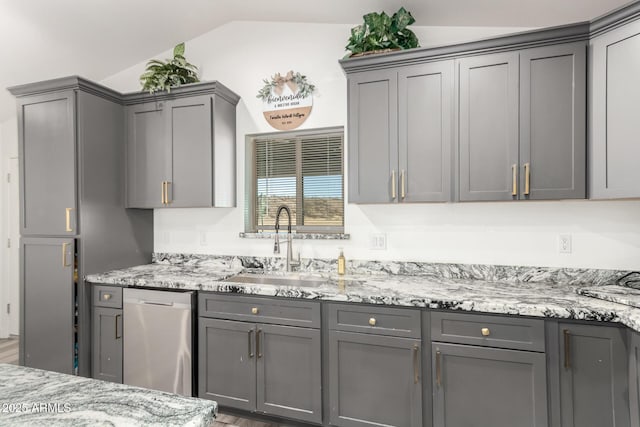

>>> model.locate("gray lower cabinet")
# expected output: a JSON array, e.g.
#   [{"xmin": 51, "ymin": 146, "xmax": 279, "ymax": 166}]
[
  {"xmin": 328, "ymin": 330, "xmax": 422, "ymax": 427},
  {"xmin": 21, "ymin": 237, "xmax": 75, "ymax": 374},
  {"xmin": 125, "ymin": 83, "xmax": 239, "ymax": 208},
  {"xmin": 348, "ymin": 61, "xmax": 454, "ymax": 204},
  {"xmin": 199, "ymin": 317, "xmax": 322, "ymax": 423},
  {"xmin": 432, "ymin": 342, "xmax": 548, "ymax": 427},
  {"xmin": 17, "ymin": 91, "xmax": 77, "ymax": 236},
  {"xmin": 589, "ymin": 17, "xmax": 640, "ymax": 198},
  {"xmin": 558, "ymin": 323, "xmax": 629, "ymax": 427},
  {"xmin": 630, "ymin": 332, "xmax": 640, "ymax": 427},
  {"xmin": 92, "ymin": 307, "xmax": 122, "ymax": 383},
  {"xmin": 91, "ymin": 285, "xmax": 123, "ymax": 383}
]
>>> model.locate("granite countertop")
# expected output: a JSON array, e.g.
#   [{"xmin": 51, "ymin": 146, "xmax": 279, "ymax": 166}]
[
  {"xmin": 0, "ymin": 364, "xmax": 216, "ymax": 427},
  {"xmin": 86, "ymin": 254, "xmax": 640, "ymax": 332}
]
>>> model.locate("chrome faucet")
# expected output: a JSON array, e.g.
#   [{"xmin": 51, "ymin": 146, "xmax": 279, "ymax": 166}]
[{"xmin": 274, "ymin": 205, "xmax": 300, "ymax": 272}]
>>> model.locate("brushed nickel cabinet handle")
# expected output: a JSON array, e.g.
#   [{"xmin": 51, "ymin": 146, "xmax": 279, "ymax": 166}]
[
  {"xmin": 413, "ymin": 345, "xmax": 419, "ymax": 384},
  {"xmin": 248, "ymin": 329, "xmax": 254, "ymax": 358},
  {"xmin": 436, "ymin": 350, "xmax": 442, "ymax": 388},
  {"xmin": 564, "ymin": 329, "xmax": 571, "ymax": 369},
  {"xmin": 115, "ymin": 314, "xmax": 121, "ymax": 339},
  {"xmin": 257, "ymin": 329, "xmax": 263, "ymax": 358},
  {"xmin": 65, "ymin": 208, "xmax": 74, "ymax": 232},
  {"xmin": 401, "ymin": 170, "xmax": 406, "ymax": 199},
  {"xmin": 62, "ymin": 243, "xmax": 71, "ymax": 267},
  {"xmin": 524, "ymin": 162, "xmax": 531, "ymax": 196},
  {"xmin": 512, "ymin": 164, "xmax": 518, "ymax": 196},
  {"xmin": 391, "ymin": 170, "xmax": 397, "ymax": 200}
]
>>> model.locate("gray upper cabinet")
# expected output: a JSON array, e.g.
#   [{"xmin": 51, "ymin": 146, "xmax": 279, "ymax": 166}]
[
  {"xmin": 432, "ymin": 342, "xmax": 548, "ymax": 427},
  {"xmin": 458, "ymin": 52, "xmax": 520, "ymax": 201},
  {"xmin": 558, "ymin": 323, "xmax": 629, "ymax": 427},
  {"xmin": 126, "ymin": 101, "xmax": 170, "ymax": 208},
  {"xmin": 348, "ymin": 62, "xmax": 454, "ymax": 204},
  {"xmin": 125, "ymin": 82, "xmax": 239, "ymax": 208},
  {"xmin": 398, "ymin": 62, "xmax": 454, "ymax": 202},
  {"xmin": 17, "ymin": 91, "xmax": 77, "ymax": 236},
  {"xmin": 21, "ymin": 237, "xmax": 75, "ymax": 374},
  {"xmin": 520, "ymin": 43, "xmax": 586, "ymax": 200},
  {"xmin": 590, "ymin": 18, "xmax": 640, "ymax": 198},
  {"xmin": 348, "ymin": 70, "xmax": 398, "ymax": 203}
]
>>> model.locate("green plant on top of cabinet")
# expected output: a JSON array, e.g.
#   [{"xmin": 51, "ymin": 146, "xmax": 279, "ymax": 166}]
[
  {"xmin": 348, "ymin": 60, "xmax": 454, "ymax": 203},
  {"xmin": 125, "ymin": 82, "xmax": 240, "ymax": 208},
  {"xmin": 459, "ymin": 42, "xmax": 586, "ymax": 201},
  {"xmin": 555, "ymin": 322, "xmax": 629, "ymax": 427},
  {"xmin": 198, "ymin": 294, "xmax": 322, "ymax": 424},
  {"xmin": 589, "ymin": 18, "xmax": 640, "ymax": 199}
]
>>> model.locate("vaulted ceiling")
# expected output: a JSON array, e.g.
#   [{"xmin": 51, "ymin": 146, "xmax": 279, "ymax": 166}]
[{"xmin": 0, "ymin": 0, "xmax": 631, "ymax": 122}]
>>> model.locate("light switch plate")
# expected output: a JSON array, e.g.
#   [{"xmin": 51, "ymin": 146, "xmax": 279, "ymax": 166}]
[{"xmin": 370, "ymin": 233, "xmax": 387, "ymax": 250}]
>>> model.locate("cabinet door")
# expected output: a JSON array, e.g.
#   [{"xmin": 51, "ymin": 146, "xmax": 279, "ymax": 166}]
[
  {"xmin": 198, "ymin": 318, "xmax": 256, "ymax": 411},
  {"xmin": 329, "ymin": 330, "xmax": 422, "ymax": 427},
  {"xmin": 348, "ymin": 70, "xmax": 398, "ymax": 203},
  {"xmin": 590, "ymin": 19, "xmax": 640, "ymax": 198},
  {"xmin": 18, "ymin": 91, "xmax": 77, "ymax": 235},
  {"xmin": 629, "ymin": 332, "xmax": 640, "ymax": 427},
  {"xmin": 432, "ymin": 342, "xmax": 547, "ymax": 427},
  {"xmin": 167, "ymin": 96, "xmax": 213, "ymax": 207},
  {"xmin": 559, "ymin": 323, "xmax": 629, "ymax": 427},
  {"xmin": 520, "ymin": 42, "xmax": 586, "ymax": 200},
  {"xmin": 92, "ymin": 306, "xmax": 122, "ymax": 383},
  {"xmin": 459, "ymin": 52, "xmax": 519, "ymax": 201},
  {"xmin": 126, "ymin": 101, "xmax": 170, "ymax": 208},
  {"xmin": 256, "ymin": 324, "xmax": 322, "ymax": 423},
  {"xmin": 398, "ymin": 61, "xmax": 454, "ymax": 202},
  {"xmin": 21, "ymin": 237, "xmax": 75, "ymax": 374}
]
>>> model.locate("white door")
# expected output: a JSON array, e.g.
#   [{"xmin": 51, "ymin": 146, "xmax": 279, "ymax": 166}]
[{"xmin": 6, "ymin": 158, "xmax": 19, "ymax": 336}]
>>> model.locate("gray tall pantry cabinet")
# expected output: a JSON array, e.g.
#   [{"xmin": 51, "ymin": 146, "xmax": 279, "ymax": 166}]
[{"xmin": 9, "ymin": 77, "xmax": 153, "ymax": 376}]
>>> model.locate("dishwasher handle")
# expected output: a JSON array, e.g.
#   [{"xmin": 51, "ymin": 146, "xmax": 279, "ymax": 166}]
[{"xmin": 140, "ymin": 300, "xmax": 174, "ymax": 307}]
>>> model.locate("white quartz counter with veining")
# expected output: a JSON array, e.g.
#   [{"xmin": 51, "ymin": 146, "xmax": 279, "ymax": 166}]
[
  {"xmin": 85, "ymin": 254, "xmax": 640, "ymax": 332},
  {"xmin": 0, "ymin": 364, "xmax": 216, "ymax": 426}
]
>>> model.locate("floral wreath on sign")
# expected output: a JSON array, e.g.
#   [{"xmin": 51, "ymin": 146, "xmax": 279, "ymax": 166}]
[{"xmin": 257, "ymin": 71, "xmax": 316, "ymax": 100}]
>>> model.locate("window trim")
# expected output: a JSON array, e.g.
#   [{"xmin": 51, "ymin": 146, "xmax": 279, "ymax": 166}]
[{"xmin": 245, "ymin": 126, "xmax": 345, "ymax": 234}]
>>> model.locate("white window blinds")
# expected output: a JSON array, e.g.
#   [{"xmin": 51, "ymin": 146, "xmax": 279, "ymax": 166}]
[{"xmin": 252, "ymin": 130, "xmax": 343, "ymax": 232}]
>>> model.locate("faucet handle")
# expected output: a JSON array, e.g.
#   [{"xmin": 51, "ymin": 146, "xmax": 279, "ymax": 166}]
[{"xmin": 273, "ymin": 240, "xmax": 280, "ymax": 254}]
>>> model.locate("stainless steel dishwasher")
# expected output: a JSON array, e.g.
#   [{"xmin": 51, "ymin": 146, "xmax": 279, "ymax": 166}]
[{"xmin": 123, "ymin": 288, "xmax": 194, "ymax": 396}]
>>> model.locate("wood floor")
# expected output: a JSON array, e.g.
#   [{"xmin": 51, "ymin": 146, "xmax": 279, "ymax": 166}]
[{"xmin": 0, "ymin": 337, "xmax": 282, "ymax": 427}]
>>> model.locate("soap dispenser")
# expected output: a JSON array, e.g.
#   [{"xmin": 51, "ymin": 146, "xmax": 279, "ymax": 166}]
[{"xmin": 337, "ymin": 248, "xmax": 346, "ymax": 275}]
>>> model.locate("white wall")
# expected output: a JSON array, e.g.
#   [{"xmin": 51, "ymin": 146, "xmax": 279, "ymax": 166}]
[
  {"xmin": 102, "ymin": 21, "xmax": 640, "ymax": 271},
  {"xmin": 0, "ymin": 117, "xmax": 19, "ymax": 337}
]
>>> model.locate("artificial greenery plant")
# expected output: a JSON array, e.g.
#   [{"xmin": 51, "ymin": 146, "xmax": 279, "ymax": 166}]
[
  {"xmin": 345, "ymin": 7, "xmax": 419, "ymax": 58},
  {"xmin": 139, "ymin": 43, "xmax": 200, "ymax": 94}
]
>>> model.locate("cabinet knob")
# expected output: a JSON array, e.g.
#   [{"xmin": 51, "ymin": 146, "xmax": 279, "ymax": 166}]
[
  {"xmin": 369, "ymin": 317, "xmax": 376, "ymax": 326},
  {"xmin": 481, "ymin": 327, "xmax": 490, "ymax": 336},
  {"xmin": 251, "ymin": 307, "xmax": 259, "ymax": 315},
  {"xmin": 103, "ymin": 294, "xmax": 112, "ymax": 301}
]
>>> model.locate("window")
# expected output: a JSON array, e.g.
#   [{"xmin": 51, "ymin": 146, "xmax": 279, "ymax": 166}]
[{"xmin": 246, "ymin": 127, "xmax": 344, "ymax": 233}]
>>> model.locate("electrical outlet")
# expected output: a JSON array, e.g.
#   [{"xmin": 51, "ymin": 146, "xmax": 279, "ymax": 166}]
[
  {"xmin": 370, "ymin": 233, "xmax": 387, "ymax": 250},
  {"xmin": 199, "ymin": 231, "xmax": 208, "ymax": 246},
  {"xmin": 558, "ymin": 234, "xmax": 572, "ymax": 254}
]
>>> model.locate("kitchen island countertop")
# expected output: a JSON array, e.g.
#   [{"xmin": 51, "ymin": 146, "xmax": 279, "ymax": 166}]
[{"xmin": 0, "ymin": 364, "xmax": 217, "ymax": 426}]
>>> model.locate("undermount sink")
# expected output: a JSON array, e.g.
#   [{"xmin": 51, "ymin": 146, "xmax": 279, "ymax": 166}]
[{"xmin": 226, "ymin": 273, "xmax": 328, "ymax": 287}]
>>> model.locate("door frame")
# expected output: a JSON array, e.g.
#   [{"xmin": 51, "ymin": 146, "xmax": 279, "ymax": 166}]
[{"xmin": 1, "ymin": 156, "xmax": 19, "ymax": 339}]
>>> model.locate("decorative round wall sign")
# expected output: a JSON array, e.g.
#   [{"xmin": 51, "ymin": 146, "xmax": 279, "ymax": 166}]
[{"xmin": 257, "ymin": 71, "xmax": 316, "ymax": 130}]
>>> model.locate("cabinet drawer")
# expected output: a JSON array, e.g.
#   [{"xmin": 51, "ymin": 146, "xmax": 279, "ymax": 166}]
[
  {"xmin": 431, "ymin": 312, "xmax": 545, "ymax": 352},
  {"xmin": 199, "ymin": 293, "xmax": 320, "ymax": 328},
  {"xmin": 93, "ymin": 285, "xmax": 123, "ymax": 309},
  {"xmin": 328, "ymin": 303, "xmax": 421, "ymax": 338}
]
